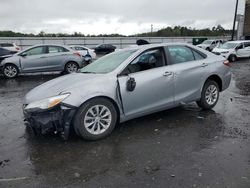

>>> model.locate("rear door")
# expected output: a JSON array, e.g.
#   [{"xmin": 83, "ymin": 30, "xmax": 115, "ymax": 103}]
[
  {"xmin": 20, "ymin": 46, "xmax": 48, "ymax": 72},
  {"xmin": 46, "ymin": 46, "xmax": 70, "ymax": 71},
  {"xmin": 166, "ymin": 45, "xmax": 208, "ymax": 103},
  {"xmin": 118, "ymin": 47, "xmax": 175, "ymax": 118}
]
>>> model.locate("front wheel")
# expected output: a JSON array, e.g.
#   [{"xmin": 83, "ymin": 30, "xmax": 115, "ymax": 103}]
[
  {"xmin": 65, "ymin": 62, "xmax": 79, "ymax": 74},
  {"xmin": 197, "ymin": 80, "xmax": 219, "ymax": 110},
  {"xmin": 3, "ymin": 64, "xmax": 19, "ymax": 78},
  {"xmin": 229, "ymin": 55, "xmax": 237, "ymax": 62},
  {"xmin": 74, "ymin": 98, "xmax": 117, "ymax": 140}
]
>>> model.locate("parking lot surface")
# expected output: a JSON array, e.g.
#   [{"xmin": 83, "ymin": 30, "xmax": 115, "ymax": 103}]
[{"xmin": 0, "ymin": 59, "xmax": 250, "ymax": 188}]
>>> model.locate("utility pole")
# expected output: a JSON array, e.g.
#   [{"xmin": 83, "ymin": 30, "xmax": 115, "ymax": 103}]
[
  {"xmin": 232, "ymin": 0, "xmax": 239, "ymax": 41},
  {"xmin": 151, "ymin": 24, "xmax": 153, "ymax": 36}
]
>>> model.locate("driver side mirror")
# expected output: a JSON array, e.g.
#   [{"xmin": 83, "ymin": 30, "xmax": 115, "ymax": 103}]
[
  {"xmin": 126, "ymin": 77, "xmax": 136, "ymax": 92},
  {"xmin": 20, "ymin": 52, "xmax": 27, "ymax": 57}
]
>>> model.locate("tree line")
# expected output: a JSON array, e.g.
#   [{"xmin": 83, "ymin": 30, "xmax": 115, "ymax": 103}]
[{"xmin": 0, "ymin": 25, "xmax": 231, "ymax": 37}]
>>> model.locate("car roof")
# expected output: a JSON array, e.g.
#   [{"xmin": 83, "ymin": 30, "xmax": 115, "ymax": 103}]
[
  {"xmin": 124, "ymin": 42, "xmax": 193, "ymax": 50},
  {"xmin": 226, "ymin": 40, "xmax": 250, "ymax": 44},
  {"xmin": 26, "ymin": 44, "xmax": 72, "ymax": 49}
]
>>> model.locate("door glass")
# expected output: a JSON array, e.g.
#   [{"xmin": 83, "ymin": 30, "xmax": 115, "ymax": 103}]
[
  {"xmin": 237, "ymin": 44, "xmax": 244, "ymax": 50},
  {"xmin": 122, "ymin": 48, "xmax": 165, "ymax": 74},
  {"xmin": 48, "ymin": 46, "xmax": 68, "ymax": 53},
  {"xmin": 25, "ymin": 47, "xmax": 45, "ymax": 56},
  {"xmin": 168, "ymin": 46, "xmax": 195, "ymax": 64},
  {"xmin": 192, "ymin": 50, "xmax": 205, "ymax": 60},
  {"xmin": 244, "ymin": 42, "xmax": 250, "ymax": 48}
]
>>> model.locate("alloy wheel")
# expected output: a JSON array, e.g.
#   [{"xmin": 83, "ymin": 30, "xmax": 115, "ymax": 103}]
[
  {"xmin": 84, "ymin": 105, "xmax": 112, "ymax": 135},
  {"xmin": 4, "ymin": 65, "xmax": 18, "ymax": 78},
  {"xmin": 66, "ymin": 62, "xmax": 78, "ymax": 73},
  {"xmin": 205, "ymin": 84, "xmax": 218, "ymax": 105}
]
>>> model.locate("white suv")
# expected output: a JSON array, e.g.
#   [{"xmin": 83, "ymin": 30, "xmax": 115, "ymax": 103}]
[
  {"xmin": 0, "ymin": 43, "xmax": 21, "ymax": 52},
  {"xmin": 212, "ymin": 41, "xmax": 250, "ymax": 62},
  {"xmin": 197, "ymin": 39, "xmax": 223, "ymax": 51}
]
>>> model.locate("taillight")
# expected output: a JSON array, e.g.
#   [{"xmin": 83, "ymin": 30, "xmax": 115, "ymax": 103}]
[
  {"xmin": 16, "ymin": 47, "xmax": 20, "ymax": 51},
  {"xmin": 223, "ymin": 60, "xmax": 230, "ymax": 67},
  {"xmin": 74, "ymin": 52, "xmax": 81, "ymax": 57}
]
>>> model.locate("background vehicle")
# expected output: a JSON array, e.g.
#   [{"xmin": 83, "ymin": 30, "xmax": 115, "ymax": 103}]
[
  {"xmin": 0, "ymin": 43, "xmax": 21, "ymax": 52},
  {"xmin": 23, "ymin": 43, "xmax": 231, "ymax": 141},
  {"xmin": 212, "ymin": 40, "xmax": 250, "ymax": 62},
  {"xmin": 0, "ymin": 47, "xmax": 16, "ymax": 62},
  {"xmin": 0, "ymin": 44, "xmax": 84, "ymax": 78},
  {"xmin": 197, "ymin": 39, "xmax": 223, "ymax": 51},
  {"xmin": 94, "ymin": 44, "xmax": 116, "ymax": 54},
  {"xmin": 70, "ymin": 45, "xmax": 96, "ymax": 63}
]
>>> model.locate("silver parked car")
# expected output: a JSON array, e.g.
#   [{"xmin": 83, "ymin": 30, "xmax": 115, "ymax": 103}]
[
  {"xmin": 0, "ymin": 44, "xmax": 84, "ymax": 78},
  {"xmin": 23, "ymin": 43, "xmax": 231, "ymax": 140}
]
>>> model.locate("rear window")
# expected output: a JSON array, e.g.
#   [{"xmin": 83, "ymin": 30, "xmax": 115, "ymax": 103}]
[{"xmin": 0, "ymin": 43, "xmax": 14, "ymax": 47}]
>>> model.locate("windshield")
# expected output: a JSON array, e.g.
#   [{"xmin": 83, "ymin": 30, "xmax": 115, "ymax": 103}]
[
  {"xmin": 202, "ymin": 40, "xmax": 213, "ymax": 45},
  {"xmin": 219, "ymin": 42, "xmax": 238, "ymax": 49},
  {"xmin": 81, "ymin": 49, "xmax": 137, "ymax": 74}
]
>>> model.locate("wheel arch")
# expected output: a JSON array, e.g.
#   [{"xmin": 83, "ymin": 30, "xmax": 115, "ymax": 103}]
[
  {"xmin": 205, "ymin": 74, "xmax": 223, "ymax": 91},
  {"xmin": 76, "ymin": 95, "xmax": 121, "ymax": 122},
  {"xmin": 64, "ymin": 61, "xmax": 79, "ymax": 68}
]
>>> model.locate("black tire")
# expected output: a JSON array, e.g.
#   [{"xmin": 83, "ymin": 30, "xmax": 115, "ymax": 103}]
[
  {"xmin": 65, "ymin": 62, "xmax": 79, "ymax": 74},
  {"xmin": 197, "ymin": 80, "xmax": 220, "ymax": 110},
  {"xmin": 74, "ymin": 98, "xmax": 117, "ymax": 140},
  {"xmin": 3, "ymin": 64, "xmax": 19, "ymax": 78},
  {"xmin": 229, "ymin": 54, "xmax": 237, "ymax": 62}
]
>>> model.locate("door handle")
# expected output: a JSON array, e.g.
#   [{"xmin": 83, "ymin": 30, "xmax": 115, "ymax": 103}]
[
  {"xmin": 201, "ymin": 63, "xmax": 208, "ymax": 67},
  {"xmin": 163, "ymin": 71, "xmax": 173, "ymax": 77}
]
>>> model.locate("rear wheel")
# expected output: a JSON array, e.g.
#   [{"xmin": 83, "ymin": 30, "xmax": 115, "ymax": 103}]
[
  {"xmin": 65, "ymin": 62, "xmax": 79, "ymax": 73},
  {"xmin": 74, "ymin": 98, "xmax": 117, "ymax": 140},
  {"xmin": 229, "ymin": 54, "xmax": 237, "ymax": 62},
  {"xmin": 3, "ymin": 64, "xmax": 18, "ymax": 78},
  {"xmin": 197, "ymin": 80, "xmax": 219, "ymax": 110}
]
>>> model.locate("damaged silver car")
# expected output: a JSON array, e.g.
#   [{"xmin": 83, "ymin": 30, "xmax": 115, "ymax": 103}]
[{"xmin": 23, "ymin": 43, "xmax": 231, "ymax": 140}]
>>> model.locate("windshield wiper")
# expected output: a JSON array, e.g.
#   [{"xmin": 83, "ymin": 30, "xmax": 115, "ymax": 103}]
[{"xmin": 81, "ymin": 71, "xmax": 96, "ymax": 74}]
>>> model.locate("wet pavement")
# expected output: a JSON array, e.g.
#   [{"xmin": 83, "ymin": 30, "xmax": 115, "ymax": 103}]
[{"xmin": 0, "ymin": 59, "xmax": 250, "ymax": 188}]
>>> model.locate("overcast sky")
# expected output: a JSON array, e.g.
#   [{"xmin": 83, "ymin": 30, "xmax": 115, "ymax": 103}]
[{"xmin": 0, "ymin": 0, "xmax": 246, "ymax": 35}]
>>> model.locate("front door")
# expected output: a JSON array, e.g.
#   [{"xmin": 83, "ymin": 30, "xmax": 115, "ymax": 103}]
[
  {"xmin": 21, "ymin": 46, "xmax": 48, "ymax": 72},
  {"xmin": 118, "ymin": 48, "xmax": 175, "ymax": 118}
]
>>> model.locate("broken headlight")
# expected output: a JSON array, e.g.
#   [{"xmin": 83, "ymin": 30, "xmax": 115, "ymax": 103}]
[{"xmin": 25, "ymin": 93, "xmax": 70, "ymax": 111}]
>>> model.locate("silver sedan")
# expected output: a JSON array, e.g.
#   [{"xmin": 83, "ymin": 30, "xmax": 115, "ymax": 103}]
[
  {"xmin": 0, "ymin": 44, "xmax": 84, "ymax": 78},
  {"xmin": 23, "ymin": 43, "xmax": 231, "ymax": 140}
]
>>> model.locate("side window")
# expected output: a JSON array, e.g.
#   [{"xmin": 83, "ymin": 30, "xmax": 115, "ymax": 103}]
[
  {"xmin": 244, "ymin": 42, "xmax": 250, "ymax": 48},
  {"xmin": 212, "ymin": 41, "xmax": 216, "ymax": 45},
  {"xmin": 48, "ymin": 46, "xmax": 68, "ymax": 53},
  {"xmin": 237, "ymin": 43, "xmax": 244, "ymax": 50},
  {"xmin": 168, "ymin": 46, "xmax": 195, "ymax": 64},
  {"xmin": 25, "ymin": 47, "xmax": 45, "ymax": 56},
  {"xmin": 123, "ymin": 48, "xmax": 166, "ymax": 74},
  {"xmin": 192, "ymin": 50, "xmax": 206, "ymax": 60}
]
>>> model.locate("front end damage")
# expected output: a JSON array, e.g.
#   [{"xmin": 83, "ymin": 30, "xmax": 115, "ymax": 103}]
[{"xmin": 23, "ymin": 104, "xmax": 76, "ymax": 140}]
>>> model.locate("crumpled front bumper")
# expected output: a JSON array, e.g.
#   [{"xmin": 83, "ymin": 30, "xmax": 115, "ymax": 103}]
[{"xmin": 23, "ymin": 104, "xmax": 77, "ymax": 140}]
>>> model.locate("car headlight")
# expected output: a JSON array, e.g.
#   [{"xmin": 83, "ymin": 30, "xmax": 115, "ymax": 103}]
[{"xmin": 25, "ymin": 93, "xmax": 70, "ymax": 111}]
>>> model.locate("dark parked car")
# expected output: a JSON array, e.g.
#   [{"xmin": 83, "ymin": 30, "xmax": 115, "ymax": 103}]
[
  {"xmin": 94, "ymin": 44, "xmax": 116, "ymax": 54},
  {"xmin": 0, "ymin": 47, "xmax": 16, "ymax": 62}
]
